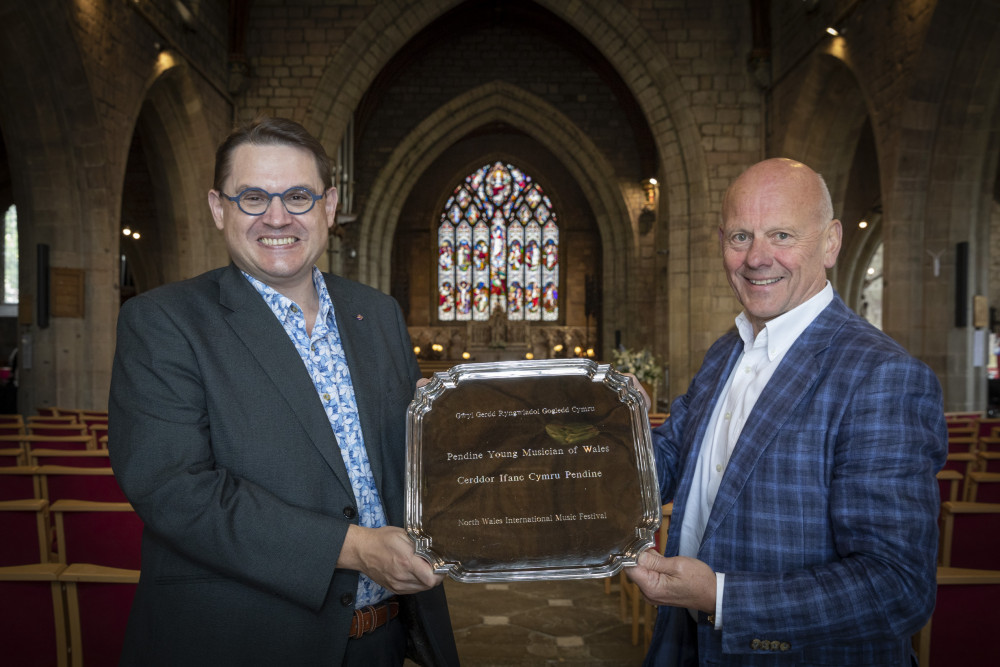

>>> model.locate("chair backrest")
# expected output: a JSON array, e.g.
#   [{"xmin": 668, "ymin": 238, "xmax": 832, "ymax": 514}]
[
  {"xmin": 0, "ymin": 466, "xmax": 40, "ymax": 501},
  {"xmin": 914, "ymin": 567, "xmax": 1000, "ymax": 667},
  {"xmin": 51, "ymin": 500, "xmax": 142, "ymax": 570},
  {"xmin": 27, "ymin": 415, "xmax": 78, "ymax": 425},
  {"xmin": 38, "ymin": 466, "xmax": 127, "ymax": 503},
  {"xmin": 0, "ymin": 498, "xmax": 49, "ymax": 566},
  {"xmin": 60, "ymin": 563, "xmax": 138, "ymax": 667},
  {"xmin": 27, "ymin": 424, "xmax": 91, "ymax": 438},
  {"xmin": 977, "ymin": 450, "xmax": 1000, "ymax": 473},
  {"xmin": 947, "ymin": 435, "xmax": 977, "ymax": 453},
  {"xmin": 28, "ymin": 448, "xmax": 110, "ymax": 468},
  {"xmin": 0, "ymin": 445, "xmax": 26, "ymax": 466},
  {"xmin": 938, "ymin": 501, "xmax": 1000, "ymax": 569},
  {"xmin": 936, "ymin": 469, "xmax": 963, "ymax": 503},
  {"xmin": 965, "ymin": 471, "xmax": 1000, "ymax": 503},
  {"xmin": 0, "ymin": 562, "xmax": 69, "ymax": 667}
]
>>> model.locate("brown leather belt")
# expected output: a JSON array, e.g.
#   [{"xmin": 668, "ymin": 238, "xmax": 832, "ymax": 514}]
[{"xmin": 349, "ymin": 597, "xmax": 399, "ymax": 639}]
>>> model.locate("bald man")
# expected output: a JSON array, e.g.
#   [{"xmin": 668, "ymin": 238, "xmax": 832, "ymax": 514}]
[{"xmin": 629, "ymin": 158, "xmax": 946, "ymax": 666}]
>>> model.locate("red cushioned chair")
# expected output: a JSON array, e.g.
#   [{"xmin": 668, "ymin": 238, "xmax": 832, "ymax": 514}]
[
  {"xmin": 913, "ymin": 567, "xmax": 1000, "ymax": 667},
  {"xmin": 61, "ymin": 563, "xmax": 139, "ymax": 667},
  {"xmin": 938, "ymin": 501, "xmax": 1000, "ymax": 570},
  {"xmin": 0, "ymin": 562, "xmax": 69, "ymax": 667},
  {"xmin": 38, "ymin": 466, "xmax": 128, "ymax": 503},
  {"xmin": 0, "ymin": 498, "xmax": 49, "ymax": 565},
  {"xmin": 51, "ymin": 500, "xmax": 143, "ymax": 570}
]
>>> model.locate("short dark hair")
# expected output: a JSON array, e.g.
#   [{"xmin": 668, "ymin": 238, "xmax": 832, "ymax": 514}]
[{"xmin": 213, "ymin": 116, "xmax": 333, "ymax": 191}]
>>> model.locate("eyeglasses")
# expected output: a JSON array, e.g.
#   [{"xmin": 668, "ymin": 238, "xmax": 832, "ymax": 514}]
[{"xmin": 219, "ymin": 186, "xmax": 325, "ymax": 216}]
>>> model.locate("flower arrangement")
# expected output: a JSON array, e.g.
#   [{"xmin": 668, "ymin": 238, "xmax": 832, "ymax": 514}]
[{"xmin": 611, "ymin": 347, "xmax": 663, "ymax": 384}]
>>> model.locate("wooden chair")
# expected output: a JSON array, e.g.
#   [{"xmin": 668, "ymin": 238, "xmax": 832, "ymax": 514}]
[
  {"xmin": 28, "ymin": 448, "xmax": 110, "ymax": 468},
  {"xmin": 0, "ymin": 562, "xmax": 69, "ymax": 667},
  {"xmin": 0, "ymin": 498, "xmax": 50, "ymax": 565},
  {"xmin": 938, "ymin": 501, "xmax": 1000, "ymax": 569},
  {"xmin": 965, "ymin": 471, "xmax": 1000, "ymax": 503},
  {"xmin": 0, "ymin": 444, "xmax": 26, "ymax": 466},
  {"xmin": 51, "ymin": 500, "xmax": 142, "ymax": 570},
  {"xmin": 976, "ymin": 449, "xmax": 1000, "ymax": 473},
  {"xmin": 27, "ymin": 415, "xmax": 78, "ymax": 425},
  {"xmin": 912, "ymin": 567, "xmax": 1000, "ymax": 667},
  {"xmin": 86, "ymin": 420, "xmax": 109, "ymax": 443},
  {"xmin": 973, "ymin": 417, "xmax": 1000, "ymax": 439},
  {"xmin": 620, "ymin": 503, "xmax": 672, "ymax": 646},
  {"xmin": 936, "ymin": 469, "xmax": 963, "ymax": 503},
  {"xmin": 943, "ymin": 452, "xmax": 977, "ymax": 499},
  {"xmin": 947, "ymin": 434, "xmax": 977, "ymax": 454},
  {"xmin": 37, "ymin": 466, "xmax": 128, "ymax": 503},
  {"xmin": 0, "ymin": 465, "xmax": 41, "ymax": 501},
  {"xmin": 60, "ymin": 563, "xmax": 139, "ymax": 667},
  {"xmin": 0, "ymin": 434, "xmax": 96, "ymax": 459},
  {"xmin": 27, "ymin": 423, "xmax": 91, "ymax": 438},
  {"xmin": 0, "ymin": 413, "xmax": 25, "ymax": 436}
]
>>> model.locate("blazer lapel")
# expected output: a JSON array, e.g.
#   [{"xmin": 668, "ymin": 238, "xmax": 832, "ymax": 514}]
[
  {"xmin": 218, "ymin": 265, "xmax": 355, "ymax": 495},
  {"xmin": 664, "ymin": 336, "xmax": 744, "ymax": 556},
  {"xmin": 700, "ymin": 299, "xmax": 848, "ymax": 546},
  {"xmin": 325, "ymin": 274, "xmax": 387, "ymax": 490}
]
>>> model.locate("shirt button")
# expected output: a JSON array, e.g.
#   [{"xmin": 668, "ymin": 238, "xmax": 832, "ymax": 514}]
[
  {"xmin": 724, "ymin": 412, "xmax": 731, "ymax": 420},
  {"xmin": 340, "ymin": 592, "xmax": 354, "ymax": 607},
  {"xmin": 715, "ymin": 464, "xmax": 723, "ymax": 473},
  {"xmin": 323, "ymin": 393, "xmax": 331, "ymax": 401},
  {"xmin": 291, "ymin": 305, "xmax": 299, "ymax": 313},
  {"xmin": 343, "ymin": 506, "xmax": 357, "ymax": 520}
]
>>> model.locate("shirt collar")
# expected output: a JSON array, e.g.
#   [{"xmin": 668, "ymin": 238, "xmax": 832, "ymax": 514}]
[
  {"xmin": 241, "ymin": 267, "xmax": 334, "ymax": 330},
  {"xmin": 734, "ymin": 282, "xmax": 834, "ymax": 361}
]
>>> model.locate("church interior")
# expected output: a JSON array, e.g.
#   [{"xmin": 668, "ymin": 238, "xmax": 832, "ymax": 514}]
[{"xmin": 1, "ymin": 0, "xmax": 1000, "ymax": 664}]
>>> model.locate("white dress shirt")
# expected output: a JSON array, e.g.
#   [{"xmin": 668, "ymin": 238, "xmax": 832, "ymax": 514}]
[{"xmin": 678, "ymin": 283, "xmax": 834, "ymax": 627}]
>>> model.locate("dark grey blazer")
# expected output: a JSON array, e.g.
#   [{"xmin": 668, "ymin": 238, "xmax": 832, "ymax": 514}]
[{"xmin": 108, "ymin": 264, "xmax": 458, "ymax": 666}]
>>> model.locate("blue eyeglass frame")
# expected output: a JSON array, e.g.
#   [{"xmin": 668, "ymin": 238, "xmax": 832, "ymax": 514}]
[{"xmin": 219, "ymin": 186, "xmax": 325, "ymax": 216}]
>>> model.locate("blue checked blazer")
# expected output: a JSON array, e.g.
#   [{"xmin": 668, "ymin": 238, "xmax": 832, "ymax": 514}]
[{"xmin": 646, "ymin": 294, "xmax": 947, "ymax": 666}]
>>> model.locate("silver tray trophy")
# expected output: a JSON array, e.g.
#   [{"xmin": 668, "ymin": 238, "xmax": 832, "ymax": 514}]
[{"xmin": 406, "ymin": 358, "xmax": 660, "ymax": 582}]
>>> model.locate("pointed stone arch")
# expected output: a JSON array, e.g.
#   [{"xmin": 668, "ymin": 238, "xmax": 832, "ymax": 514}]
[
  {"xmin": 358, "ymin": 81, "xmax": 632, "ymax": 346},
  {"xmin": 305, "ymin": 0, "xmax": 711, "ymax": 381},
  {"xmin": 129, "ymin": 59, "xmax": 224, "ymax": 286}
]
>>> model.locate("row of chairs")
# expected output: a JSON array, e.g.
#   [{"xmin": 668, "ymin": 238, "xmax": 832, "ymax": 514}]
[
  {"xmin": 0, "ymin": 497, "xmax": 142, "ymax": 569},
  {"xmin": 1, "ymin": 410, "xmax": 139, "ymax": 664},
  {"xmin": 0, "ymin": 410, "xmax": 109, "ymax": 445},
  {"xmin": 0, "ymin": 465, "xmax": 126, "ymax": 504},
  {"xmin": 0, "ymin": 561, "xmax": 137, "ymax": 667}
]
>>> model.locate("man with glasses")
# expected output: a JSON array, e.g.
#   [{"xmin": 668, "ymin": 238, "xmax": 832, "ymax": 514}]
[{"xmin": 109, "ymin": 117, "xmax": 459, "ymax": 666}]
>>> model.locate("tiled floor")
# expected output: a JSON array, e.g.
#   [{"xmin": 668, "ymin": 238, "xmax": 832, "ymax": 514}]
[{"xmin": 429, "ymin": 576, "xmax": 651, "ymax": 666}]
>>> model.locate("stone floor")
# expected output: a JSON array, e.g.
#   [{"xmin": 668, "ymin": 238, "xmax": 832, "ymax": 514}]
[{"xmin": 413, "ymin": 576, "xmax": 652, "ymax": 666}]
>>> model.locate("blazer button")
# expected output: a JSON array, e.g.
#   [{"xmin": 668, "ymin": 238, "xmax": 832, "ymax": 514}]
[
  {"xmin": 343, "ymin": 506, "xmax": 356, "ymax": 519},
  {"xmin": 780, "ymin": 642, "xmax": 791, "ymax": 651},
  {"xmin": 750, "ymin": 639, "xmax": 761, "ymax": 650},
  {"xmin": 340, "ymin": 592, "xmax": 354, "ymax": 607}
]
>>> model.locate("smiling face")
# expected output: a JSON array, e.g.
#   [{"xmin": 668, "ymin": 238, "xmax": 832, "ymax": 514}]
[
  {"xmin": 208, "ymin": 143, "xmax": 338, "ymax": 301},
  {"xmin": 719, "ymin": 158, "xmax": 842, "ymax": 336}
]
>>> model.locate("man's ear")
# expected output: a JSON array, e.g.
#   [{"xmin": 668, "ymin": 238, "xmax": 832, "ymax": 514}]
[
  {"xmin": 824, "ymin": 219, "xmax": 843, "ymax": 269},
  {"xmin": 324, "ymin": 186, "xmax": 340, "ymax": 230},
  {"xmin": 208, "ymin": 190, "xmax": 226, "ymax": 231}
]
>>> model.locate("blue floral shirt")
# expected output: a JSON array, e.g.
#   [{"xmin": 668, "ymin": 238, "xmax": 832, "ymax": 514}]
[{"xmin": 244, "ymin": 268, "xmax": 390, "ymax": 607}]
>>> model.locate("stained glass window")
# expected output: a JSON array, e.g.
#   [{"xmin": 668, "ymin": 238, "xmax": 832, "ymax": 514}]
[{"xmin": 437, "ymin": 162, "xmax": 559, "ymax": 322}]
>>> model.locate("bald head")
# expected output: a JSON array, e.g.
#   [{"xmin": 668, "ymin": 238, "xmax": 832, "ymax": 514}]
[
  {"xmin": 722, "ymin": 158, "xmax": 834, "ymax": 228},
  {"xmin": 719, "ymin": 158, "xmax": 842, "ymax": 335}
]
